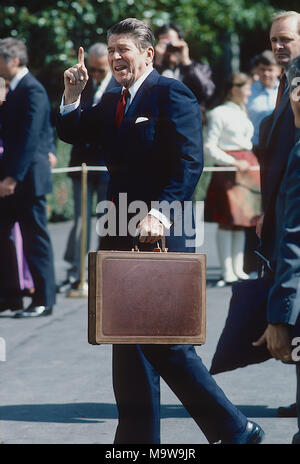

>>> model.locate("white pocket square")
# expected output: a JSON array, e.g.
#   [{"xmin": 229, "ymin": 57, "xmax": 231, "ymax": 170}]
[{"xmin": 135, "ymin": 117, "xmax": 149, "ymax": 124}]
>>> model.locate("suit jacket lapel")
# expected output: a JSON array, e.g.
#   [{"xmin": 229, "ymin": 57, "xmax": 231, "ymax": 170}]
[
  {"xmin": 263, "ymin": 92, "xmax": 293, "ymax": 214},
  {"xmin": 122, "ymin": 69, "xmax": 160, "ymax": 125},
  {"xmin": 266, "ymin": 92, "xmax": 290, "ymax": 148}
]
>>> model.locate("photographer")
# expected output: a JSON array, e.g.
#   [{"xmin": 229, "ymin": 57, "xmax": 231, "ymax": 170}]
[{"xmin": 154, "ymin": 23, "xmax": 215, "ymax": 118}]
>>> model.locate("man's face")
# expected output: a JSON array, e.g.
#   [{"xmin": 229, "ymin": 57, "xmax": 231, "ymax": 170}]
[
  {"xmin": 158, "ymin": 29, "xmax": 181, "ymax": 69},
  {"xmin": 108, "ymin": 34, "xmax": 153, "ymax": 88},
  {"xmin": 0, "ymin": 56, "xmax": 19, "ymax": 81},
  {"xmin": 88, "ymin": 53, "xmax": 110, "ymax": 85},
  {"xmin": 256, "ymin": 63, "xmax": 281, "ymax": 88},
  {"xmin": 270, "ymin": 17, "xmax": 300, "ymax": 69}
]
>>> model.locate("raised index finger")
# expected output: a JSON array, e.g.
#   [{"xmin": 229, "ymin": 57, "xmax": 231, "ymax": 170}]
[{"xmin": 78, "ymin": 47, "xmax": 85, "ymax": 66}]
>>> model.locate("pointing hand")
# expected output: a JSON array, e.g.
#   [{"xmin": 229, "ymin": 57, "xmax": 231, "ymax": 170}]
[{"xmin": 63, "ymin": 47, "xmax": 89, "ymax": 105}]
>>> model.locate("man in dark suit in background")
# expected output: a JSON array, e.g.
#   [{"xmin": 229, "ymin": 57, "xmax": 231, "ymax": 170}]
[
  {"xmin": 57, "ymin": 18, "xmax": 264, "ymax": 444},
  {"xmin": 255, "ymin": 55, "xmax": 300, "ymax": 443},
  {"xmin": 59, "ymin": 42, "xmax": 120, "ymax": 293},
  {"xmin": 257, "ymin": 11, "xmax": 300, "ymax": 254},
  {"xmin": 253, "ymin": 11, "xmax": 300, "ymax": 420},
  {"xmin": 0, "ymin": 38, "xmax": 56, "ymax": 317}
]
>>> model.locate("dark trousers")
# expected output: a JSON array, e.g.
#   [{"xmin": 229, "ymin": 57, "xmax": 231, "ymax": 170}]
[
  {"xmin": 64, "ymin": 173, "xmax": 109, "ymax": 280},
  {"xmin": 244, "ymin": 226, "xmax": 259, "ymax": 274},
  {"xmin": 0, "ymin": 190, "xmax": 56, "ymax": 308},
  {"xmin": 113, "ymin": 344, "xmax": 248, "ymax": 444}
]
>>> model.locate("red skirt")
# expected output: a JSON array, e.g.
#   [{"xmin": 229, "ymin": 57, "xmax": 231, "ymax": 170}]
[{"xmin": 204, "ymin": 150, "xmax": 261, "ymax": 227}]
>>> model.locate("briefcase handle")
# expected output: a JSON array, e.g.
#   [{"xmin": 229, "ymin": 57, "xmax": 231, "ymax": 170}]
[{"xmin": 132, "ymin": 236, "xmax": 167, "ymax": 253}]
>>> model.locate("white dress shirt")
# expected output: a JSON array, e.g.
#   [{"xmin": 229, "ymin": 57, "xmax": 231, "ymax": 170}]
[
  {"xmin": 92, "ymin": 71, "xmax": 113, "ymax": 106},
  {"xmin": 204, "ymin": 101, "xmax": 254, "ymax": 165}
]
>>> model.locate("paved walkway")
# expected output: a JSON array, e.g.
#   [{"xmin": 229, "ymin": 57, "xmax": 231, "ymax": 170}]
[{"xmin": 0, "ymin": 222, "xmax": 298, "ymax": 444}]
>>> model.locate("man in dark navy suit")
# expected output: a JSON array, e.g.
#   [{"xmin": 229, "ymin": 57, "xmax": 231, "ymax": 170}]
[
  {"xmin": 255, "ymin": 54, "xmax": 300, "ymax": 443},
  {"xmin": 256, "ymin": 11, "xmax": 300, "ymax": 257},
  {"xmin": 57, "ymin": 18, "xmax": 264, "ymax": 444},
  {"xmin": 59, "ymin": 42, "xmax": 120, "ymax": 292},
  {"xmin": 0, "ymin": 38, "xmax": 56, "ymax": 317},
  {"xmin": 253, "ymin": 12, "xmax": 300, "ymax": 422}
]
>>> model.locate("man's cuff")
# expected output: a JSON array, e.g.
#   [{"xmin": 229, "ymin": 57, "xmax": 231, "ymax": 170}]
[
  {"xmin": 149, "ymin": 208, "xmax": 172, "ymax": 230},
  {"xmin": 60, "ymin": 95, "xmax": 80, "ymax": 115}
]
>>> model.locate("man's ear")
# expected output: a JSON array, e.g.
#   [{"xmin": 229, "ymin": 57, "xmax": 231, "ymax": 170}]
[
  {"xmin": 291, "ymin": 81, "xmax": 300, "ymax": 103},
  {"xmin": 146, "ymin": 46, "xmax": 154, "ymax": 64}
]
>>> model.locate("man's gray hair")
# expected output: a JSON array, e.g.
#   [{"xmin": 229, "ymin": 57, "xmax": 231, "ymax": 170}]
[
  {"xmin": 88, "ymin": 42, "xmax": 108, "ymax": 58},
  {"xmin": 0, "ymin": 38, "xmax": 28, "ymax": 66},
  {"xmin": 272, "ymin": 10, "xmax": 300, "ymax": 34},
  {"xmin": 287, "ymin": 55, "xmax": 300, "ymax": 90},
  {"xmin": 107, "ymin": 18, "xmax": 155, "ymax": 51}
]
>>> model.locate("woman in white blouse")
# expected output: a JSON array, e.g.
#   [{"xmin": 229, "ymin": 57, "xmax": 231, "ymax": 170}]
[{"xmin": 204, "ymin": 72, "xmax": 261, "ymax": 286}]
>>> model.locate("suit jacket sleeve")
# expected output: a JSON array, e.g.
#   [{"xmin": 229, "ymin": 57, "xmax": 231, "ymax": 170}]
[
  {"xmin": 157, "ymin": 80, "xmax": 203, "ymax": 203},
  {"xmin": 56, "ymin": 99, "xmax": 105, "ymax": 146},
  {"xmin": 267, "ymin": 141, "xmax": 300, "ymax": 326},
  {"xmin": 5, "ymin": 85, "xmax": 51, "ymax": 182}
]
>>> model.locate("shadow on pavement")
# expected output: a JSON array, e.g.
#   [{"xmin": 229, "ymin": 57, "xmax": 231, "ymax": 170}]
[{"xmin": 0, "ymin": 403, "xmax": 277, "ymax": 423}]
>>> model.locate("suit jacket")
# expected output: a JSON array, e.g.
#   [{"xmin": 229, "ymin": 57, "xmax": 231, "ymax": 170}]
[
  {"xmin": 0, "ymin": 72, "xmax": 54, "ymax": 197},
  {"xmin": 259, "ymin": 90, "xmax": 300, "ymax": 262},
  {"xmin": 266, "ymin": 139, "xmax": 300, "ymax": 326},
  {"xmin": 57, "ymin": 69, "xmax": 203, "ymax": 252},
  {"xmin": 68, "ymin": 74, "xmax": 120, "ymax": 178}
]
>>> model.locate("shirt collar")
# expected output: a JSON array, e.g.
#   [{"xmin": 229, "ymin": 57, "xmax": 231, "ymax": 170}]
[
  {"xmin": 9, "ymin": 67, "xmax": 29, "ymax": 91},
  {"xmin": 258, "ymin": 79, "xmax": 279, "ymax": 92},
  {"xmin": 123, "ymin": 65, "xmax": 153, "ymax": 102}
]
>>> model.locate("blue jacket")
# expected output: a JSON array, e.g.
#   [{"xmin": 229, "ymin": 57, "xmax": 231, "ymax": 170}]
[
  {"xmin": 57, "ymin": 69, "xmax": 203, "ymax": 252},
  {"xmin": 259, "ymin": 90, "xmax": 300, "ymax": 263},
  {"xmin": 0, "ymin": 72, "xmax": 54, "ymax": 196},
  {"xmin": 267, "ymin": 138, "xmax": 300, "ymax": 326}
]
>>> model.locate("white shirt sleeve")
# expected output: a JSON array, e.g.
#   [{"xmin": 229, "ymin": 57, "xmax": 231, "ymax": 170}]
[
  {"xmin": 204, "ymin": 109, "xmax": 237, "ymax": 166},
  {"xmin": 148, "ymin": 208, "xmax": 172, "ymax": 230},
  {"xmin": 60, "ymin": 95, "xmax": 81, "ymax": 115}
]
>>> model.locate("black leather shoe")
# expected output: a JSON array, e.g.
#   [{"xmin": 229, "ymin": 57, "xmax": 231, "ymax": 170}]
[
  {"xmin": 277, "ymin": 403, "xmax": 297, "ymax": 417},
  {"xmin": 0, "ymin": 299, "xmax": 22, "ymax": 312},
  {"xmin": 222, "ymin": 421, "xmax": 265, "ymax": 444},
  {"xmin": 13, "ymin": 305, "xmax": 53, "ymax": 318},
  {"xmin": 0, "ymin": 307, "xmax": 22, "ymax": 313},
  {"xmin": 56, "ymin": 277, "xmax": 78, "ymax": 294}
]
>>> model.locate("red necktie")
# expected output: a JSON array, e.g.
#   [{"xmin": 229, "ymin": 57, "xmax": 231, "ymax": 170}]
[
  {"xmin": 115, "ymin": 88, "xmax": 130, "ymax": 128},
  {"xmin": 274, "ymin": 74, "xmax": 287, "ymax": 114}
]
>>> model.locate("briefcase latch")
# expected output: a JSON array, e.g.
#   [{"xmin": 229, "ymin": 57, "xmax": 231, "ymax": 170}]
[
  {"xmin": 153, "ymin": 237, "xmax": 167, "ymax": 252},
  {"xmin": 132, "ymin": 237, "xmax": 167, "ymax": 253}
]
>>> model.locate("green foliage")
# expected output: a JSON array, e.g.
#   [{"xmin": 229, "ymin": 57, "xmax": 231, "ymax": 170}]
[
  {"xmin": 0, "ymin": 0, "xmax": 279, "ymax": 107},
  {"xmin": 1, "ymin": 0, "xmax": 295, "ymax": 221}
]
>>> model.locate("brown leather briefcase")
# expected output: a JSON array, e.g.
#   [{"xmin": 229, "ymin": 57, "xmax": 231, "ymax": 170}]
[{"xmin": 88, "ymin": 242, "xmax": 206, "ymax": 345}]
